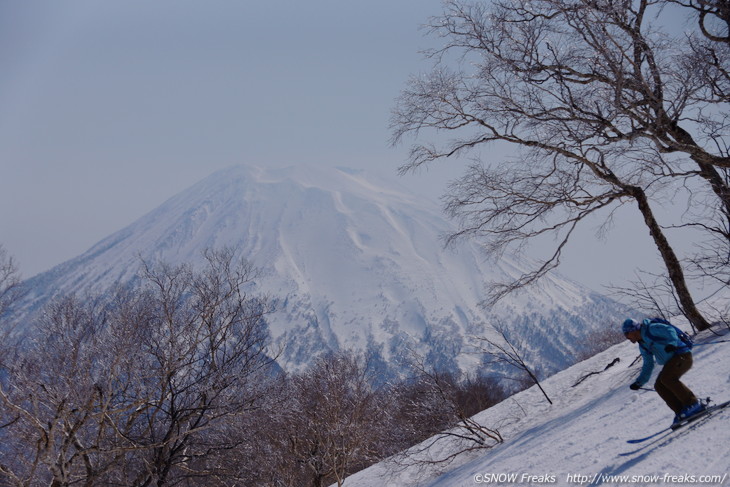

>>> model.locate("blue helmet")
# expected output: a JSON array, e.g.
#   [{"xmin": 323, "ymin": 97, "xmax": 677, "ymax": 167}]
[{"xmin": 622, "ymin": 318, "xmax": 641, "ymax": 334}]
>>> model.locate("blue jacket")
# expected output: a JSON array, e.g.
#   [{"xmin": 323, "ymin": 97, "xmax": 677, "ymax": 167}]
[{"xmin": 634, "ymin": 321, "xmax": 689, "ymax": 386}]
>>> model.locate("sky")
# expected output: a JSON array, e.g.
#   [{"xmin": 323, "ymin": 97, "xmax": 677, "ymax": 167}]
[{"xmin": 0, "ymin": 0, "xmax": 670, "ymax": 294}]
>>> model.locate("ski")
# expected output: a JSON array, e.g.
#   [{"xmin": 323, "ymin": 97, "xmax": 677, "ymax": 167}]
[
  {"xmin": 670, "ymin": 399, "xmax": 730, "ymax": 430},
  {"xmin": 626, "ymin": 428, "xmax": 671, "ymax": 444},
  {"xmin": 626, "ymin": 399, "xmax": 730, "ymax": 444}
]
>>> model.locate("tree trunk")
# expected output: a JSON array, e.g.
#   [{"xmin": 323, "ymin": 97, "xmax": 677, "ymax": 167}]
[
  {"xmin": 630, "ymin": 186, "xmax": 712, "ymax": 331},
  {"xmin": 695, "ymin": 159, "xmax": 730, "ymax": 243}
]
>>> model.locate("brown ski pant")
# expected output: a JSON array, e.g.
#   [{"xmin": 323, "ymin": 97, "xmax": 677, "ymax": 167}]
[{"xmin": 655, "ymin": 353, "xmax": 697, "ymax": 414}]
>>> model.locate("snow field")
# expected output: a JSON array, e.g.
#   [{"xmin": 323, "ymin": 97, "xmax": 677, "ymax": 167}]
[{"xmin": 344, "ymin": 327, "xmax": 730, "ymax": 487}]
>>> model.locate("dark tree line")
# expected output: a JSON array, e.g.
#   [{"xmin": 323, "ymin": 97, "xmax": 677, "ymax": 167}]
[
  {"xmin": 0, "ymin": 249, "xmax": 275, "ymax": 486},
  {"xmin": 0, "ymin": 246, "xmax": 509, "ymax": 487}
]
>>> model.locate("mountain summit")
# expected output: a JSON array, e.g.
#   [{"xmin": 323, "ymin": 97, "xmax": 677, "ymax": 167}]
[{"xmin": 21, "ymin": 165, "xmax": 626, "ymax": 376}]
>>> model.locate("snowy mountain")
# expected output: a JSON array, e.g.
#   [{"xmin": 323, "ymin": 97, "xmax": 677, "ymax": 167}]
[
  {"xmin": 19, "ymin": 164, "xmax": 629, "ymax": 377},
  {"xmin": 342, "ymin": 322, "xmax": 730, "ymax": 486}
]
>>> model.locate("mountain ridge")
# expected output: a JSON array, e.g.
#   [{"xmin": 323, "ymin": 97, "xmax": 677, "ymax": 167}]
[{"xmin": 18, "ymin": 164, "xmax": 630, "ymax": 377}]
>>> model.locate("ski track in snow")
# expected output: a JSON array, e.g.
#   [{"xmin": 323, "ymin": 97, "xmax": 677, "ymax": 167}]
[{"xmin": 344, "ymin": 326, "xmax": 730, "ymax": 487}]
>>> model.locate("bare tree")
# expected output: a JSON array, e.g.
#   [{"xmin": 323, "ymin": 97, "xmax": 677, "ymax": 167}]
[
  {"xmin": 388, "ymin": 349, "xmax": 504, "ymax": 470},
  {"xmin": 665, "ymin": 0, "xmax": 729, "ymax": 106},
  {"xmin": 122, "ymin": 249, "xmax": 274, "ymax": 486},
  {"xmin": 275, "ymin": 351, "xmax": 392, "ymax": 487},
  {"xmin": 0, "ymin": 244, "xmax": 23, "ymax": 321},
  {"xmin": 391, "ymin": 0, "xmax": 729, "ymax": 330},
  {"xmin": 472, "ymin": 323, "xmax": 553, "ymax": 405},
  {"xmin": 604, "ymin": 270, "xmax": 707, "ymax": 330},
  {"xmin": 0, "ymin": 248, "xmax": 275, "ymax": 487},
  {"xmin": 672, "ymin": 0, "xmax": 729, "ymax": 45},
  {"xmin": 0, "ymin": 293, "xmax": 149, "ymax": 486}
]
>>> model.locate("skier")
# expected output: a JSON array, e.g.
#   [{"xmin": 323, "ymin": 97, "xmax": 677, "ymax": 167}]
[{"xmin": 622, "ymin": 318, "xmax": 705, "ymax": 425}]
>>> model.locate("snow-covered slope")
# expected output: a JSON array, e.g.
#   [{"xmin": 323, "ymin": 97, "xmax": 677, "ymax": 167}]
[
  {"xmin": 20, "ymin": 164, "xmax": 629, "ymax": 376},
  {"xmin": 343, "ymin": 323, "xmax": 730, "ymax": 486}
]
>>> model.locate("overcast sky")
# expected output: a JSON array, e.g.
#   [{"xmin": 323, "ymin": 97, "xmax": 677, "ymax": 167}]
[{"xmin": 0, "ymin": 0, "xmax": 665, "ymax": 293}]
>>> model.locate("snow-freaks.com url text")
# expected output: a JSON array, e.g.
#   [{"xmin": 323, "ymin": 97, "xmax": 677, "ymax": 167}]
[{"xmin": 473, "ymin": 473, "xmax": 728, "ymax": 484}]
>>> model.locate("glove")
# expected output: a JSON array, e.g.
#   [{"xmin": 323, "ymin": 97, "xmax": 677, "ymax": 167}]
[
  {"xmin": 665, "ymin": 344, "xmax": 677, "ymax": 352},
  {"xmin": 630, "ymin": 383, "xmax": 641, "ymax": 391}
]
